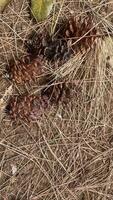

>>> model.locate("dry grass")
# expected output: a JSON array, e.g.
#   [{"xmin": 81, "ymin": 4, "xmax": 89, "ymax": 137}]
[{"xmin": 0, "ymin": 0, "xmax": 113, "ymax": 199}]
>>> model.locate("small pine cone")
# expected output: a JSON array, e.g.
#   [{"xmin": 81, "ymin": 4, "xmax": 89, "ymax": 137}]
[
  {"xmin": 26, "ymin": 31, "xmax": 72, "ymax": 66},
  {"xmin": 6, "ymin": 56, "xmax": 44, "ymax": 84},
  {"xmin": 6, "ymin": 94, "xmax": 49, "ymax": 121},
  {"xmin": 64, "ymin": 14, "xmax": 97, "ymax": 51},
  {"xmin": 41, "ymin": 82, "xmax": 71, "ymax": 104}
]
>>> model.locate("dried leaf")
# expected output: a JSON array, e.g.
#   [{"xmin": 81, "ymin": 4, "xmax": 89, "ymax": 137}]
[
  {"xmin": 0, "ymin": 0, "xmax": 11, "ymax": 13},
  {"xmin": 31, "ymin": 0, "xmax": 53, "ymax": 21}
]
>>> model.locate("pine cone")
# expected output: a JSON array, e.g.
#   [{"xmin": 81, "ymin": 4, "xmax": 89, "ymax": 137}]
[
  {"xmin": 43, "ymin": 37, "xmax": 72, "ymax": 65},
  {"xmin": 26, "ymin": 32, "xmax": 44, "ymax": 56},
  {"xmin": 41, "ymin": 81, "xmax": 71, "ymax": 104},
  {"xmin": 6, "ymin": 94, "xmax": 49, "ymax": 121},
  {"xmin": 5, "ymin": 56, "xmax": 44, "ymax": 84},
  {"xmin": 64, "ymin": 14, "xmax": 97, "ymax": 51},
  {"xmin": 26, "ymin": 14, "xmax": 97, "ymax": 66},
  {"xmin": 26, "ymin": 31, "xmax": 72, "ymax": 66}
]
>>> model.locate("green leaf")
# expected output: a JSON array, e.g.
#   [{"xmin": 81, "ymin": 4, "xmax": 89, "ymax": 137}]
[
  {"xmin": 0, "ymin": 0, "xmax": 11, "ymax": 13},
  {"xmin": 31, "ymin": 0, "xmax": 53, "ymax": 21}
]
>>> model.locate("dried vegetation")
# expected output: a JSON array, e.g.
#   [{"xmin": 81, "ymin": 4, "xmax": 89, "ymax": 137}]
[{"xmin": 0, "ymin": 0, "xmax": 113, "ymax": 199}]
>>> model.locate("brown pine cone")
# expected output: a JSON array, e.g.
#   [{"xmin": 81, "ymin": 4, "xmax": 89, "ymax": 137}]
[
  {"xmin": 64, "ymin": 14, "xmax": 97, "ymax": 52},
  {"xmin": 5, "ymin": 56, "xmax": 44, "ymax": 84},
  {"xmin": 41, "ymin": 81, "xmax": 71, "ymax": 104},
  {"xmin": 6, "ymin": 94, "xmax": 49, "ymax": 121}
]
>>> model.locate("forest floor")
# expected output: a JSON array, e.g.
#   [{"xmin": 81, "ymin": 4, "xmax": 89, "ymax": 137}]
[{"xmin": 0, "ymin": 0, "xmax": 113, "ymax": 200}]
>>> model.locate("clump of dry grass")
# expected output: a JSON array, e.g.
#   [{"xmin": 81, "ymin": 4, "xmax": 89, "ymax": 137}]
[{"xmin": 0, "ymin": 0, "xmax": 113, "ymax": 200}]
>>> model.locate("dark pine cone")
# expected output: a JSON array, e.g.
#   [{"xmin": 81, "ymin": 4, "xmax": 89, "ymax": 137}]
[
  {"xmin": 26, "ymin": 31, "xmax": 72, "ymax": 66},
  {"xmin": 6, "ymin": 94, "xmax": 49, "ymax": 121},
  {"xmin": 5, "ymin": 56, "xmax": 44, "ymax": 84},
  {"xmin": 64, "ymin": 14, "xmax": 97, "ymax": 51},
  {"xmin": 26, "ymin": 32, "xmax": 44, "ymax": 56}
]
